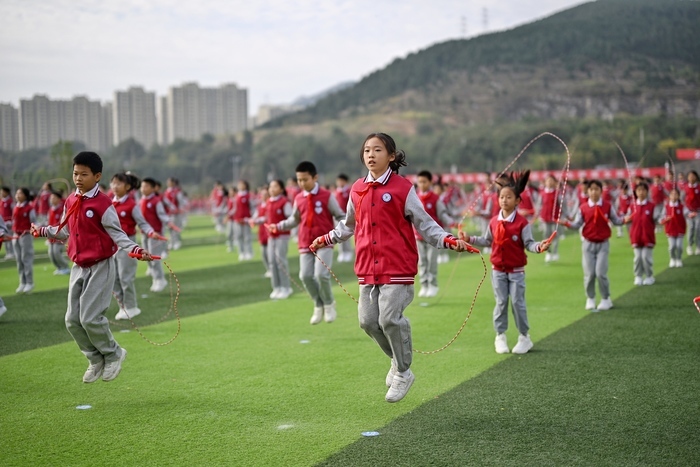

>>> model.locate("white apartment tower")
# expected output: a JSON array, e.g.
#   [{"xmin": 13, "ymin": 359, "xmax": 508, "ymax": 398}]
[
  {"xmin": 164, "ymin": 82, "xmax": 247, "ymax": 145},
  {"xmin": 113, "ymin": 86, "xmax": 157, "ymax": 148},
  {"xmin": 0, "ymin": 103, "xmax": 20, "ymax": 152}
]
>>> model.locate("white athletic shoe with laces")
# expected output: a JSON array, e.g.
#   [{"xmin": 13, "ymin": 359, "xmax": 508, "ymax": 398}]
[
  {"xmin": 585, "ymin": 298, "xmax": 596, "ymax": 311},
  {"xmin": 385, "ymin": 359, "xmax": 398, "ymax": 388},
  {"xmin": 115, "ymin": 307, "xmax": 141, "ymax": 320},
  {"xmin": 310, "ymin": 306, "xmax": 323, "ymax": 325},
  {"xmin": 596, "ymin": 298, "xmax": 613, "ymax": 311},
  {"xmin": 642, "ymin": 276, "xmax": 655, "ymax": 285},
  {"xmin": 83, "ymin": 360, "xmax": 105, "ymax": 383},
  {"xmin": 634, "ymin": 276, "xmax": 643, "ymax": 286},
  {"xmin": 512, "ymin": 334, "xmax": 534, "ymax": 354},
  {"xmin": 426, "ymin": 285, "xmax": 439, "ymax": 297},
  {"xmin": 323, "ymin": 302, "xmax": 337, "ymax": 323},
  {"xmin": 385, "ymin": 369, "xmax": 415, "ymax": 403},
  {"xmin": 495, "ymin": 333, "xmax": 509, "ymax": 354},
  {"xmin": 102, "ymin": 349, "xmax": 127, "ymax": 382}
]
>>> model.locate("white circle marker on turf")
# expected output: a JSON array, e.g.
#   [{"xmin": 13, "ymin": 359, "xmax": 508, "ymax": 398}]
[
  {"xmin": 119, "ymin": 329, "xmax": 130, "ymax": 333},
  {"xmin": 76, "ymin": 405, "xmax": 92, "ymax": 410},
  {"xmin": 361, "ymin": 431, "xmax": 380, "ymax": 437},
  {"xmin": 420, "ymin": 302, "xmax": 429, "ymax": 307},
  {"xmin": 277, "ymin": 424, "xmax": 294, "ymax": 430},
  {"xmin": 299, "ymin": 340, "xmax": 310, "ymax": 344}
]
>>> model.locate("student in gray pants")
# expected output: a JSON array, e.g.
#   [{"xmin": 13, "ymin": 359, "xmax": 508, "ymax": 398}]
[{"xmin": 12, "ymin": 187, "xmax": 36, "ymax": 294}]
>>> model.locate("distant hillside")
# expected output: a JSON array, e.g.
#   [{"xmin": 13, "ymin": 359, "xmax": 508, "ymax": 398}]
[
  {"xmin": 291, "ymin": 81, "xmax": 355, "ymax": 108},
  {"xmin": 269, "ymin": 0, "xmax": 700, "ymax": 127}
]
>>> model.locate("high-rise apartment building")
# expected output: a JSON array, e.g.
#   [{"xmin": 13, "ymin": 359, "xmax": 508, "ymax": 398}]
[
  {"xmin": 18, "ymin": 95, "xmax": 112, "ymax": 151},
  {"xmin": 164, "ymin": 82, "xmax": 247, "ymax": 145},
  {"xmin": 157, "ymin": 96, "xmax": 169, "ymax": 146},
  {"xmin": 0, "ymin": 103, "xmax": 20, "ymax": 152},
  {"xmin": 113, "ymin": 86, "xmax": 157, "ymax": 148}
]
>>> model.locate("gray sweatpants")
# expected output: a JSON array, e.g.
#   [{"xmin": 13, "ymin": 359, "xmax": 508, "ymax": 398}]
[
  {"xmin": 299, "ymin": 248, "xmax": 334, "ymax": 307},
  {"xmin": 633, "ymin": 247, "xmax": 654, "ymax": 278},
  {"xmin": 268, "ymin": 235, "xmax": 290, "ymax": 290},
  {"xmin": 544, "ymin": 222, "xmax": 559, "ymax": 255},
  {"xmin": 668, "ymin": 236, "xmax": 684, "ymax": 261},
  {"xmin": 48, "ymin": 241, "xmax": 70, "ymax": 271},
  {"xmin": 234, "ymin": 222, "xmax": 253, "ymax": 257},
  {"xmin": 169, "ymin": 213, "xmax": 183, "ymax": 248},
  {"xmin": 66, "ymin": 257, "xmax": 124, "ymax": 365},
  {"xmin": 358, "ymin": 284, "xmax": 414, "ymax": 373},
  {"xmin": 114, "ymin": 240, "xmax": 139, "ymax": 309},
  {"xmin": 417, "ymin": 240, "xmax": 438, "ymax": 287},
  {"xmin": 687, "ymin": 215, "xmax": 700, "ymax": 248},
  {"xmin": 582, "ymin": 239, "xmax": 610, "ymax": 300},
  {"xmin": 13, "ymin": 234, "xmax": 34, "ymax": 287},
  {"xmin": 261, "ymin": 244, "xmax": 269, "ymax": 273},
  {"xmin": 3, "ymin": 221, "xmax": 14, "ymax": 257},
  {"xmin": 338, "ymin": 236, "xmax": 354, "ymax": 257},
  {"xmin": 145, "ymin": 237, "xmax": 167, "ymax": 282},
  {"xmin": 491, "ymin": 270, "xmax": 529, "ymax": 335},
  {"xmin": 226, "ymin": 221, "xmax": 236, "ymax": 251}
]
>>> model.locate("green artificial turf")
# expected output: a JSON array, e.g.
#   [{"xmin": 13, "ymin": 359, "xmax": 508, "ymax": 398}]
[{"xmin": 1, "ymin": 217, "xmax": 698, "ymax": 466}]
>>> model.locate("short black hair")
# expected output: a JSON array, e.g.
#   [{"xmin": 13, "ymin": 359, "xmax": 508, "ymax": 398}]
[
  {"xmin": 142, "ymin": 177, "xmax": 157, "ymax": 188},
  {"xmin": 1, "ymin": 186, "xmax": 10, "ymax": 195},
  {"xmin": 417, "ymin": 170, "xmax": 433, "ymax": 181},
  {"xmin": 587, "ymin": 179, "xmax": 603, "ymax": 190},
  {"xmin": 337, "ymin": 173, "xmax": 349, "ymax": 182},
  {"xmin": 73, "ymin": 151, "xmax": 102, "ymax": 175},
  {"xmin": 295, "ymin": 161, "xmax": 317, "ymax": 176}
]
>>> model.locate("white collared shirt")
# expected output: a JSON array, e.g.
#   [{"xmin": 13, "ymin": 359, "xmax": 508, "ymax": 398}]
[
  {"xmin": 364, "ymin": 167, "xmax": 392, "ymax": 185},
  {"xmin": 497, "ymin": 210, "xmax": 517, "ymax": 222}
]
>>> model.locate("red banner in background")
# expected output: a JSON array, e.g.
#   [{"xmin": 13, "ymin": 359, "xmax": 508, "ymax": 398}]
[
  {"xmin": 676, "ymin": 148, "xmax": 700, "ymax": 161},
  {"xmin": 406, "ymin": 167, "xmax": 667, "ymax": 185}
]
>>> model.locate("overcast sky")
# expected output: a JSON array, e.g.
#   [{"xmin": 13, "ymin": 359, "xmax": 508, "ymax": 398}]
[{"xmin": 0, "ymin": 0, "xmax": 587, "ymax": 116}]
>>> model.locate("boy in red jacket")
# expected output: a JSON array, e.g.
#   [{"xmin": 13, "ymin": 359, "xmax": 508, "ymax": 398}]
[
  {"xmin": 626, "ymin": 182, "xmax": 660, "ymax": 285},
  {"xmin": 32, "ymin": 152, "xmax": 153, "ymax": 383},
  {"xmin": 466, "ymin": 170, "xmax": 551, "ymax": 354},
  {"xmin": 312, "ymin": 133, "xmax": 472, "ymax": 403}
]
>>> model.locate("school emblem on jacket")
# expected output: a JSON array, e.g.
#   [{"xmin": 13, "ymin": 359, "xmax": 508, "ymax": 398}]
[
  {"xmin": 314, "ymin": 200, "xmax": 323, "ymax": 214},
  {"xmin": 120, "ymin": 211, "xmax": 127, "ymax": 217},
  {"xmin": 382, "ymin": 193, "xmax": 392, "ymax": 203},
  {"xmin": 427, "ymin": 203, "xmax": 433, "ymax": 209},
  {"xmin": 644, "ymin": 210, "xmax": 650, "ymax": 215},
  {"xmin": 512, "ymin": 235, "xmax": 519, "ymax": 242},
  {"xmin": 147, "ymin": 203, "xmax": 152, "ymax": 208},
  {"xmin": 86, "ymin": 209, "xmax": 94, "ymax": 218}
]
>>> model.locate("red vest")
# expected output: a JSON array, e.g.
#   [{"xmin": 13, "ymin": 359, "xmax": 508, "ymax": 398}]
[
  {"xmin": 351, "ymin": 174, "xmax": 418, "ymax": 285},
  {"xmin": 256, "ymin": 203, "xmax": 269, "ymax": 245},
  {"xmin": 518, "ymin": 188, "xmax": 534, "ymax": 215},
  {"xmin": 579, "ymin": 201, "xmax": 613, "ymax": 243},
  {"xmin": 488, "ymin": 213, "xmax": 530, "ymax": 273},
  {"xmin": 140, "ymin": 195, "xmax": 164, "ymax": 233},
  {"xmin": 48, "ymin": 200, "xmax": 65, "ymax": 227},
  {"xmin": 65, "ymin": 192, "xmax": 118, "ymax": 268},
  {"xmin": 539, "ymin": 189, "xmax": 557, "ymax": 223},
  {"xmin": 114, "ymin": 197, "xmax": 138, "ymax": 236},
  {"xmin": 12, "ymin": 203, "xmax": 33, "ymax": 233},
  {"xmin": 335, "ymin": 186, "xmax": 350, "ymax": 210},
  {"xmin": 663, "ymin": 203, "xmax": 686, "ymax": 237},
  {"xmin": 234, "ymin": 192, "xmax": 252, "ymax": 222},
  {"xmin": 650, "ymin": 183, "xmax": 666, "ymax": 205},
  {"xmin": 266, "ymin": 197, "xmax": 291, "ymax": 238},
  {"xmin": 295, "ymin": 189, "xmax": 334, "ymax": 253},
  {"xmin": 1, "ymin": 196, "xmax": 13, "ymax": 221},
  {"xmin": 617, "ymin": 193, "xmax": 632, "ymax": 215},
  {"xmin": 684, "ymin": 183, "xmax": 700, "ymax": 211},
  {"xmin": 36, "ymin": 190, "xmax": 51, "ymax": 215},
  {"xmin": 415, "ymin": 190, "xmax": 440, "ymax": 241},
  {"xmin": 630, "ymin": 201, "xmax": 656, "ymax": 247},
  {"xmin": 164, "ymin": 187, "xmax": 181, "ymax": 214}
]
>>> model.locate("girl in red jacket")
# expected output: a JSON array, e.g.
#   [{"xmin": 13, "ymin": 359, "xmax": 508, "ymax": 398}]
[
  {"xmin": 684, "ymin": 170, "xmax": 700, "ymax": 255},
  {"xmin": 312, "ymin": 132, "xmax": 471, "ymax": 403},
  {"xmin": 662, "ymin": 187, "xmax": 693, "ymax": 268},
  {"xmin": 627, "ymin": 182, "xmax": 660, "ymax": 285},
  {"xmin": 466, "ymin": 170, "xmax": 550, "ymax": 355},
  {"xmin": 47, "ymin": 191, "xmax": 70, "ymax": 275}
]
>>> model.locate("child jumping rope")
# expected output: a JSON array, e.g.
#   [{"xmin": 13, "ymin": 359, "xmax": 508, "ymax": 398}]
[
  {"xmin": 560, "ymin": 180, "xmax": 624, "ymax": 312},
  {"xmin": 12, "ymin": 187, "xmax": 36, "ymax": 293},
  {"xmin": 258, "ymin": 180, "xmax": 293, "ymax": 300},
  {"xmin": 662, "ymin": 187, "xmax": 692, "ymax": 268},
  {"xmin": 626, "ymin": 181, "xmax": 660, "ymax": 286},
  {"xmin": 32, "ymin": 151, "xmax": 153, "ymax": 383},
  {"xmin": 464, "ymin": 170, "xmax": 551, "ymax": 355},
  {"xmin": 311, "ymin": 132, "xmax": 471, "ymax": 403},
  {"xmin": 111, "ymin": 173, "xmax": 157, "ymax": 320},
  {"xmin": 269, "ymin": 161, "xmax": 346, "ymax": 324},
  {"xmin": 140, "ymin": 178, "xmax": 170, "ymax": 293}
]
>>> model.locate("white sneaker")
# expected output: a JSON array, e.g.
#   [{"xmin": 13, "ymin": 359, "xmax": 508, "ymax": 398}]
[
  {"xmin": 310, "ymin": 306, "xmax": 323, "ymax": 325},
  {"xmin": 15, "ymin": 284, "xmax": 25, "ymax": 293},
  {"xmin": 552, "ymin": 254, "xmax": 559, "ymax": 261},
  {"xmin": 634, "ymin": 276, "xmax": 643, "ymax": 286},
  {"xmin": 669, "ymin": 260, "xmax": 676, "ymax": 268},
  {"xmin": 22, "ymin": 283, "xmax": 34, "ymax": 294},
  {"xmin": 269, "ymin": 288, "xmax": 280, "ymax": 299},
  {"xmin": 597, "ymin": 298, "xmax": 613, "ymax": 311},
  {"xmin": 585, "ymin": 298, "xmax": 596, "ymax": 311},
  {"xmin": 150, "ymin": 279, "xmax": 168, "ymax": 292},
  {"xmin": 172, "ymin": 241, "xmax": 182, "ymax": 251},
  {"xmin": 426, "ymin": 285, "xmax": 439, "ymax": 297},
  {"xmin": 4, "ymin": 253, "xmax": 15, "ymax": 260},
  {"xmin": 323, "ymin": 302, "xmax": 337, "ymax": 323},
  {"xmin": 677, "ymin": 259, "xmax": 683, "ymax": 267},
  {"xmin": 642, "ymin": 276, "xmax": 655, "ymax": 285},
  {"xmin": 102, "ymin": 349, "xmax": 127, "ymax": 382},
  {"xmin": 418, "ymin": 287, "xmax": 428, "ymax": 298},
  {"xmin": 263, "ymin": 270, "xmax": 272, "ymax": 278},
  {"xmin": 0, "ymin": 305, "xmax": 7, "ymax": 319},
  {"xmin": 82, "ymin": 360, "xmax": 105, "ymax": 383},
  {"xmin": 115, "ymin": 307, "xmax": 141, "ymax": 320},
  {"xmin": 495, "ymin": 333, "xmax": 509, "ymax": 354},
  {"xmin": 544, "ymin": 252, "xmax": 552, "ymax": 263},
  {"xmin": 145, "ymin": 268, "xmax": 153, "ymax": 277},
  {"xmin": 695, "ymin": 247, "xmax": 700, "ymax": 255},
  {"xmin": 276, "ymin": 287, "xmax": 293, "ymax": 300},
  {"xmin": 385, "ymin": 359, "xmax": 398, "ymax": 388},
  {"xmin": 385, "ymin": 369, "xmax": 415, "ymax": 403},
  {"xmin": 687, "ymin": 246, "xmax": 694, "ymax": 256},
  {"xmin": 512, "ymin": 334, "xmax": 534, "ymax": 354}
]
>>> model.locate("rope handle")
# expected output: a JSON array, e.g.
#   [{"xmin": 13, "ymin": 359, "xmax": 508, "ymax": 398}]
[{"xmin": 128, "ymin": 253, "xmax": 161, "ymax": 260}]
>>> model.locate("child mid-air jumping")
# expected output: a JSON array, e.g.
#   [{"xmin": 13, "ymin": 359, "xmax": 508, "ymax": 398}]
[
  {"xmin": 32, "ymin": 151, "xmax": 153, "ymax": 383},
  {"xmin": 312, "ymin": 132, "xmax": 472, "ymax": 403},
  {"xmin": 464, "ymin": 170, "xmax": 551, "ymax": 355}
]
